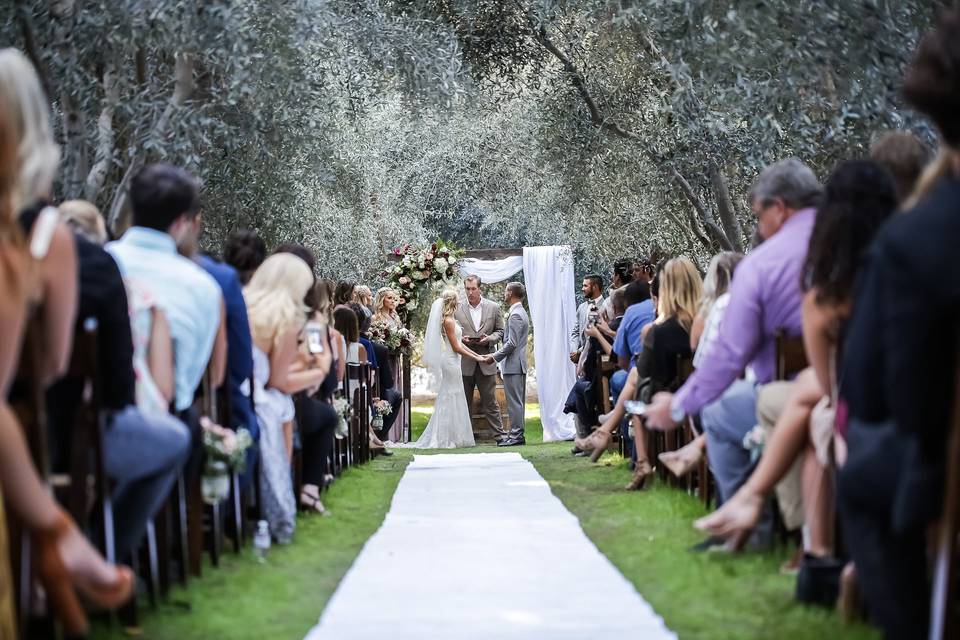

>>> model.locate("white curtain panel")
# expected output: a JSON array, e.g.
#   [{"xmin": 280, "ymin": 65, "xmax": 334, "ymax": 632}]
[
  {"xmin": 458, "ymin": 255, "xmax": 523, "ymax": 284},
  {"xmin": 522, "ymin": 246, "xmax": 578, "ymax": 441}
]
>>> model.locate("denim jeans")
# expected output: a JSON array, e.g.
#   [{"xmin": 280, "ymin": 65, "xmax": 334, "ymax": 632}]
[{"xmin": 103, "ymin": 406, "xmax": 191, "ymax": 557}]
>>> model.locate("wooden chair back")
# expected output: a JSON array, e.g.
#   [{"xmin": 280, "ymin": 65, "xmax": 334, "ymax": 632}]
[
  {"xmin": 930, "ymin": 351, "xmax": 960, "ymax": 639},
  {"xmin": 775, "ymin": 330, "xmax": 808, "ymax": 381}
]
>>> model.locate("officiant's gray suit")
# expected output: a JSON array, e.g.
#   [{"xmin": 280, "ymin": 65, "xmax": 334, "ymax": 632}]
[
  {"xmin": 455, "ymin": 298, "xmax": 505, "ymax": 436},
  {"xmin": 492, "ymin": 303, "xmax": 530, "ymax": 439}
]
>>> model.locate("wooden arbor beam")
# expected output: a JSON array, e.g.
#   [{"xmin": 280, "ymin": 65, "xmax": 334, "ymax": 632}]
[{"xmin": 386, "ymin": 247, "xmax": 523, "ymax": 262}]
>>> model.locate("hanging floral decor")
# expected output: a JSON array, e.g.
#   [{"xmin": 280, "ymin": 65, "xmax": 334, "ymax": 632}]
[{"xmin": 382, "ymin": 241, "xmax": 464, "ymax": 321}]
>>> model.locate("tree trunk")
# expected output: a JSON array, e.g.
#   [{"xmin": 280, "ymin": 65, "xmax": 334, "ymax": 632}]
[
  {"xmin": 109, "ymin": 52, "xmax": 195, "ymax": 231},
  {"xmin": 84, "ymin": 61, "xmax": 119, "ymax": 203},
  {"xmin": 51, "ymin": 0, "xmax": 87, "ymax": 198},
  {"xmin": 709, "ymin": 161, "xmax": 744, "ymax": 253}
]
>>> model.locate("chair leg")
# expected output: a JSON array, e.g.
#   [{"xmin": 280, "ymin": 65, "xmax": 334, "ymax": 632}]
[
  {"xmin": 187, "ymin": 478, "xmax": 203, "ymax": 578},
  {"xmin": 154, "ymin": 504, "xmax": 171, "ymax": 596},
  {"xmin": 144, "ymin": 521, "xmax": 160, "ymax": 609},
  {"xmin": 230, "ymin": 473, "xmax": 243, "ymax": 554},
  {"xmin": 207, "ymin": 501, "xmax": 222, "ymax": 568},
  {"xmin": 174, "ymin": 475, "xmax": 189, "ymax": 587}
]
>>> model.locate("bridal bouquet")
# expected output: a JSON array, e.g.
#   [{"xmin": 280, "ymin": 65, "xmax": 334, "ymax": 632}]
[{"xmin": 368, "ymin": 320, "xmax": 415, "ymax": 354}]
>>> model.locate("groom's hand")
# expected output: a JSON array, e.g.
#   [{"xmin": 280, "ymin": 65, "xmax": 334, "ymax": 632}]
[{"xmin": 476, "ymin": 334, "xmax": 489, "ymax": 345}]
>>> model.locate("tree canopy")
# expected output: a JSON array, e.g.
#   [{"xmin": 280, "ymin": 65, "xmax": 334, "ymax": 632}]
[{"xmin": 1, "ymin": 0, "xmax": 939, "ymax": 279}]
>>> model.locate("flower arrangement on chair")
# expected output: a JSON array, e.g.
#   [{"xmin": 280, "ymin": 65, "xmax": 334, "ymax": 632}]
[
  {"xmin": 200, "ymin": 417, "xmax": 253, "ymax": 504},
  {"xmin": 371, "ymin": 399, "xmax": 394, "ymax": 430}
]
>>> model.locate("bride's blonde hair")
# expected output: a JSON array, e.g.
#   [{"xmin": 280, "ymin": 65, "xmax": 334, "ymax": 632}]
[{"xmin": 441, "ymin": 289, "xmax": 459, "ymax": 318}]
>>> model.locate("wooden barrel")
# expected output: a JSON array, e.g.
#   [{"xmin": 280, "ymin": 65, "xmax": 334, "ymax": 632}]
[{"xmin": 470, "ymin": 380, "xmax": 510, "ymax": 443}]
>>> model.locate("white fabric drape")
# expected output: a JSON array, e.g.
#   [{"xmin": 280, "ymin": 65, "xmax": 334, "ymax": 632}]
[
  {"xmin": 523, "ymin": 246, "xmax": 578, "ymax": 441},
  {"xmin": 458, "ymin": 256, "xmax": 523, "ymax": 284}
]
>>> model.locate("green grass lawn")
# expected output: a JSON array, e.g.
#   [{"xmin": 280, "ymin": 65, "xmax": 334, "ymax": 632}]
[{"xmin": 92, "ymin": 406, "xmax": 878, "ymax": 640}]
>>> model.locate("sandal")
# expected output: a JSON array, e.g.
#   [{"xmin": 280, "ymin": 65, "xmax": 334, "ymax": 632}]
[{"xmin": 299, "ymin": 485, "xmax": 329, "ymax": 516}]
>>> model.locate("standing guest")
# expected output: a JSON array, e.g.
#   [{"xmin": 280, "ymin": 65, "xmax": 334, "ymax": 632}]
[
  {"xmin": 372, "ymin": 286, "xmax": 407, "ymax": 440},
  {"xmin": 0, "ymin": 47, "xmax": 132, "ymax": 636},
  {"xmin": 569, "ymin": 274, "xmax": 604, "ymax": 366},
  {"xmin": 644, "ymin": 158, "xmax": 822, "ymax": 548},
  {"xmin": 353, "ymin": 285, "xmax": 374, "ymax": 321},
  {"xmin": 46, "ymin": 201, "xmax": 191, "ymax": 560},
  {"xmin": 223, "ymin": 229, "xmax": 266, "ymax": 286},
  {"xmin": 334, "ymin": 280, "xmax": 356, "ymax": 307},
  {"xmin": 455, "ymin": 275, "xmax": 506, "ymax": 440},
  {"xmin": 372, "ymin": 287, "xmax": 403, "ymax": 328},
  {"xmin": 837, "ymin": 14, "xmax": 960, "ymax": 636},
  {"xmin": 601, "ymin": 259, "xmax": 634, "ymax": 321},
  {"xmin": 243, "ymin": 254, "xmax": 314, "ymax": 543}
]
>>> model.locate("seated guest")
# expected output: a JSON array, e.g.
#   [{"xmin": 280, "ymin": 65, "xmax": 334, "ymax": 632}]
[
  {"xmin": 60, "ymin": 199, "xmax": 109, "ymax": 244},
  {"xmin": 46, "ymin": 201, "xmax": 191, "ymax": 560},
  {"xmin": 632, "ymin": 255, "xmax": 655, "ymax": 285},
  {"xmin": 243, "ymin": 253, "xmax": 315, "ymax": 543},
  {"xmin": 832, "ymin": 17, "xmax": 960, "ymax": 636},
  {"xmin": 349, "ymin": 302, "xmax": 379, "ymax": 371},
  {"xmin": 106, "ymin": 164, "xmax": 223, "ymax": 417},
  {"xmin": 223, "ymin": 229, "xmax": 266, "ymax": 286},
  {"xmin": 0, "ymin": 48, "xmax": 132, "ymax": 636},
  {"xmin": 695, "ymin": 160, "xmax": 899, "ymax": 555},
  {"xmin": 622, "ymin": 258, "xmax": 701, "ymax": 488},
  {"xmin": 644, "ymin": 158, "xmax": 822, "ymax": 547},
  {"xmin": 868, "ymin": 130, "xmax": 930, "ymax": 204},
  {"xmin": 611, "ymin": 280, "xmax": 655, "ymax": 373},
  {"xmin": 660, "ymin": 251, "xmax": 743, "ymax": 478}
]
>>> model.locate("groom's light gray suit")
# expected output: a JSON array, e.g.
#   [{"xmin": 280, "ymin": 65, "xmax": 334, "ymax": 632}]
[{"xmin": 492, "ymin": 302, "xmax": 530, "ymax": 439}]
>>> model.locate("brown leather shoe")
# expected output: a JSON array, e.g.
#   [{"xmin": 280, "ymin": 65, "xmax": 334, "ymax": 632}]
[{"xmin": 624, "ymin": 459, "xmax": 655, "ymax": 490}]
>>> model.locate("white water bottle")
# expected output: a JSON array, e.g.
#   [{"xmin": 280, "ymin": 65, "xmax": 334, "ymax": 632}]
[{"xmin": 253, "ymin": 520, "xmax": 271, "ymax": 563}]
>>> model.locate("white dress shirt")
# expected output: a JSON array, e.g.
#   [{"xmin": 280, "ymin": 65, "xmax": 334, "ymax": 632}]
[{"xmin": 469, "ymin": 299, "xmax": 484, "ymax": 331}]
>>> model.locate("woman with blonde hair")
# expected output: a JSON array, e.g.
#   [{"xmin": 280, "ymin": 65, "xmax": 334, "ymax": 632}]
[
  {"xmin": 0, "ymin": 48, "xmax": 132, "ymax": 636},
  {"xmin": 660, "ymin": 251, "xmax": 742, "ymax": 478},
  {"xmin": 400, "ymin": 289, "xmax": 484, "ymax": 448},
  {"xmin": 372, "ymin": 287, "xmax": 402, "ymax": 328},
  {"xmin": 244, "ymin": 253, "xmax": 315, "ymax": 543},
  {"xmin": 618, "ymin": 258, "xmax": 702, "ymax": 488}
]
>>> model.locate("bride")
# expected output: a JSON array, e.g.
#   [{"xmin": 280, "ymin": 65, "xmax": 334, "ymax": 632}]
[{"xmin": 405, "ymin": 289, "xmax": 485, "ymax": 448}]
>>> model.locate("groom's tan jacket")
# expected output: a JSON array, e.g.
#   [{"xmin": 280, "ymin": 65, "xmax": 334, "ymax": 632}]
[{"xmin": 455, "ymin": 298, "xmax": 504, "ymax": 377}]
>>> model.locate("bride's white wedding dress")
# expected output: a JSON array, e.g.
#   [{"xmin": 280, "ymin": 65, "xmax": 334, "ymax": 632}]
[{"xmin": 403, "ymin": 301, "xmax": 475, "ymax": 449}]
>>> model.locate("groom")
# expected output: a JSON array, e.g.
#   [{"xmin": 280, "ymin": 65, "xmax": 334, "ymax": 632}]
[{"xmin": 484, "ymin": 282, "xmax": 530, "ymax": 447}]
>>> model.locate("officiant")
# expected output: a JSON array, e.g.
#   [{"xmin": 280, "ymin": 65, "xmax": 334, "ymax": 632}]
[{"xmin": 455, "ymin": 276, "xmax": 507, "ymax": 439}]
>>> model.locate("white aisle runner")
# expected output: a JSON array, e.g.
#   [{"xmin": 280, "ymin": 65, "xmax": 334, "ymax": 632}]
[{"xmin": 305, "ymin": 453, "xmax": 676, "ymax": 640}]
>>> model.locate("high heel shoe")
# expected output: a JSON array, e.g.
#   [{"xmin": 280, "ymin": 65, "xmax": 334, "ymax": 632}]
[
  {"xmin": 588, "ymin": 430, "xmax": 613, "ymax": 463},
  {"xmin": 34, "ymin": 509, "xmax": 135, "ymax": 634},
  {"xmin": 624, "ymin": 459, "xmax": 655, "ymax": 490}
]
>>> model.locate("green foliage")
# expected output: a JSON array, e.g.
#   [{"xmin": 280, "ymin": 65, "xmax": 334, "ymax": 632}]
[{"xmin": 0, "ymin": 0, "xmax": 938, "ymax": 281}]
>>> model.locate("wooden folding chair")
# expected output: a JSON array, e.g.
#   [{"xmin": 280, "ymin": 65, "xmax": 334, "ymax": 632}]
[{"xmin": 930, "ymin": 352, "xmax": 960, "ymax": 640}]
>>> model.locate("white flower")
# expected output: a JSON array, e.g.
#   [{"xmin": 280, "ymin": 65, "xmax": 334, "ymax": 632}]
[
  {"xmin": 434, "ymin": 257, "xmax": 448, "ymax": 270},
  {"xmin": 407, "ymin": 300, "xmax": 418, "ymax": 310}
]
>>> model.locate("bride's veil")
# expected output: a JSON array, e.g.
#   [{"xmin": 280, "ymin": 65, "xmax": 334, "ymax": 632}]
[{"xmin": 421, "ymin": 297, "xmax": 446, "ymax": 391}]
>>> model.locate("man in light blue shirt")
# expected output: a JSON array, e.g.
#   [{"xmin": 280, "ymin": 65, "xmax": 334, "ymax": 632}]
[
  {"xmin": 612, "ymin": 280, "xmax": 655, "ymax": 370},
  {"xmin": 107, "ymin": 164, "xmax": 222, "ymax": 413}
]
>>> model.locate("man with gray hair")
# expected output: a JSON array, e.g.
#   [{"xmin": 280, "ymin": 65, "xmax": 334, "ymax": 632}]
[
  {"xmin": 644, "ymin": 157, "xmax": 821, "ymax": 548},
  {"xmin": 485, "ymin": 282, "xmax": 530, "ymax": 446}
]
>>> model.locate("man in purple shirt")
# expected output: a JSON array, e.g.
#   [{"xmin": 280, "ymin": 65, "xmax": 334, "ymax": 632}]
[{"xmin": 645, "ymin": 158, "xmax": 821, "ymax": 533}]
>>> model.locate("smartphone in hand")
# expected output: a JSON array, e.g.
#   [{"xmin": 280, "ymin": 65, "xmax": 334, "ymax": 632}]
[{"xmin": 624, "ymin": 400, "xmax": 647, "ymax": 416}]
